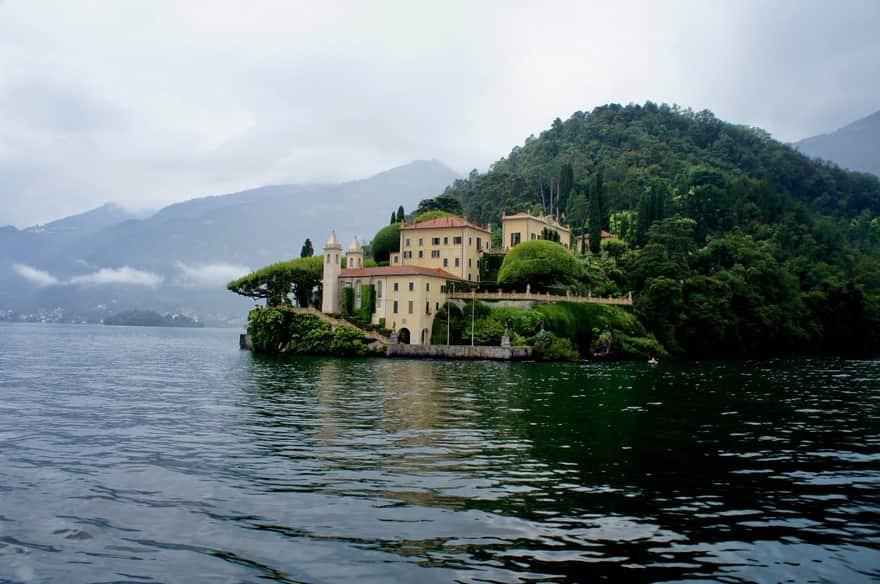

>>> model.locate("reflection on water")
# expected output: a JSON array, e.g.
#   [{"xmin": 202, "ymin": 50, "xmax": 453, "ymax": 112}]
[{"xmin": 0, "ymin": 323, "xmax": 878, "ymax": 583}]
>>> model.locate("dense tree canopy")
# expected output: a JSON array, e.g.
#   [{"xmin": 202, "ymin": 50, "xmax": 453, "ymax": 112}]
[
  {"xmin": 415, "ymin": 193, "xmax": 463, "ymax": 217},
  {"xmin": 433, "ymin": 102, "xmax": 880, "ymax": 356},
  {"xmin": 227, "ymin": 255, "xmax": 324, "ymax": 307}
]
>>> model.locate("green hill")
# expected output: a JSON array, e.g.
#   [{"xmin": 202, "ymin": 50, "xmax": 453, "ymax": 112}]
[{"xmin": 436, "ymin": 102, "xmax": 880, "ymax": 357}]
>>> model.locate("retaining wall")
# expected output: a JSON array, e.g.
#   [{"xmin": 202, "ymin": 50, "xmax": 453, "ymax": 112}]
[{"xmin": 386, "ymin": 344, "xmax": 533, "ymax": 360}]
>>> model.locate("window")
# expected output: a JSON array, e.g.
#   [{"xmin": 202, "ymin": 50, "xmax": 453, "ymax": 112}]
[
  {"xmin": 326, "ymin": 255, "xmax": 330, "ymax": 264},
  {"xmin": 453, "ymin": 236, "xmax": 462, "ymax": 245},
  {"xmin": 425, "ymin": 301, "xmax": 430, "ymax": 315},
  {"xmin": 418, "ymin": 250, "xmax": 424, "ymax": 258},
  {"xmin": 377, "ymin": 281, "xmax": 383, "ymax": 297},
  {"xmin": 455, "ymin": 258, "xmax": 460, "ymax": 267},
  {"xmin": 405, "ymin": 238, "xmax": 411, "ymax": 247},
  {"xmin": 435, "ymin": 302, "xmax": 440, "ymax": 311},
  {"xmin": 404, "ymin": 250, "xmax": 412, "ymax": 259},
  {"xmin": 394, "ymin": 255, "xmax": 400, "ymax": 264},
  {"xmin": 431, "ymin": 250, "xmax": 440, "ymax": 258},
  {"xmin": 408, "ymin": 282, "xmax": 414, "ymax": 291},
  {"xmin": 426, "ymin": 283, "xmax": 430, "ymax": 291},
  {"xmin": 477, "ymin": 237, "xmax": 482, "ymax": 251},
  {"xmin": 408, "ymin": 300, "xmax": 414, "ymax": 314},
  {"xmin": 443, "ymin": 258, "xmax": 448, "ymax": 267},
  {"xmin": 443, "ymin": 236, "xmax": 449, "ymax": 245},
  {"xmin": 468, "ymin": 258, "xmax": 472, "ymax": 267},
  {"xmin": 511, "ymin": 232, "xmax": 521, "ymax": 246},
  {"xmin": 468, "ymin": 236, "xmax": 472, "ymax": 246},
  {"xmin": 393, "ymin": 282, "xmax": 399, "ymax": 292},
  {"xmin": 431, "ymin": 237, "xmax": 440, "ymax": 245},
  {"xmin": 531, "ymin": 233, "xmax": 537, "ymax": 240},
  {"xmin": 418, "ymin": 238, "xmax": 423, "ymax": 247},
  {"xmin": 393, "ymin": 300, "xmax": 398, "ymax": 314}
]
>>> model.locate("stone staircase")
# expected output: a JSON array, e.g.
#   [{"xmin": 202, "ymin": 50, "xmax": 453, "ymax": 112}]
[{"xmin": 292, "ymin": 306, "xmax": 390, "ymax": 345}]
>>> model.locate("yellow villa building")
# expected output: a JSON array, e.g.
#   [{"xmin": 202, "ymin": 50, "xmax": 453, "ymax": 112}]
[
  {"xmin": 501, "ymin": 212, "xmax": 571, "ymax": 251},
  {"xmin": 322, "ymin": 212, "xmax": 574, "ymax": 345}
]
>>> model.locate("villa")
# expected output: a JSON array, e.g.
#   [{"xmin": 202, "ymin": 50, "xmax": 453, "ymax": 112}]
[{"xmin": 322, "ymin": 212, "xmax": 572, "ymax": 345}]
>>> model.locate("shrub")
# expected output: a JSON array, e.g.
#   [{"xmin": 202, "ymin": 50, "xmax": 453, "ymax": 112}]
[
  {"xmin": 330, "ymin": 326, "xmax": 369, "ymax": 357},
  {"xmin": 533, "ymin": 332, "xmax": 579, "ymax": 361},
  {"xmin": 497, "ymin": 240, "xmax": 583, "ymax": 288},
  {"xmin": 412, "ymin": 210, "xmax": 455, "ymax": 223}
]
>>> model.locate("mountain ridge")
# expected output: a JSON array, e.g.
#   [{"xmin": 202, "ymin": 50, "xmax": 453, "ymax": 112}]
[{"xmin": 794, "ymin": 109, "xmax": 880, "ymax": 176}]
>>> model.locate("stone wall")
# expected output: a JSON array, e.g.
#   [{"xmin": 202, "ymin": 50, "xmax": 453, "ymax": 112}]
[{"xmin": 386, "ymin": 344, "xmax": 533, "ymax": 360}]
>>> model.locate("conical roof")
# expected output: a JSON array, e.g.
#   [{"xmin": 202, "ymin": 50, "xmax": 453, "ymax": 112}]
[
  {"xmin": 325, "ymin": 230, "xmax": 340, "ymax": 247},
  {"xmin": 348, "ymin": 236, "xmax": 362, "ymax": 252}
]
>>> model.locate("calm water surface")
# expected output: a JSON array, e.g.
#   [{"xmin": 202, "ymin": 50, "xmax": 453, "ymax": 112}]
[{"xmin": 0, "ymin": 323, "xmax": 877, "ymax": 583}]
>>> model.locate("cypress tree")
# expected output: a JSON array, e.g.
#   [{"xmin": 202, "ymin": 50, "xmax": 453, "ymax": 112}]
[
  {"xmin": 390, "ymin": 212, "xmax": 396, "ymax": 225},
  {"xmin": 300, "ymin": 238, "xmax": 314, "ymax": 258},
  {"xmin": 589, "ymin": 171, "xmax": 604, "ymax": 254},
  {"xmin": 396, "ymin": 205, "xmax": 405, "ymax": 223}
]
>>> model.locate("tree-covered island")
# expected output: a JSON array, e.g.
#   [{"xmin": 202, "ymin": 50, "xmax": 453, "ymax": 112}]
[
  {"xmin": 230, "ymin": 103, "xmax": 880, "ymax": 360},
  {"xmin": 103, "ymin": 310, "xmax": 203, "ymax": 328}
]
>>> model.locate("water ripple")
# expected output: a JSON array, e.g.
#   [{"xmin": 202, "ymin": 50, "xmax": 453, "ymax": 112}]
[{"xmin": 0, "ymin": 324, "xmax": 878, "ymax": 583}]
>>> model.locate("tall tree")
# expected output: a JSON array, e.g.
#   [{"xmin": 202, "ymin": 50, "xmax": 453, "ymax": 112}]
[
  {"xmin": 558, "ymin": 162, "xmax": 574, "ymax": 215},
  {"xmin": 589, "ymin": 171, "xmax": 605, "ymax": 254},
  {"xmin": 396, "ymin": 205, "xmax": 405, "ymax": 223},
  {"xmin": 300, "ymin": 238, "xmax": 314, "ymax": 258},
  {"xmin": 390, "ymin": 212, "xmax": 396, "ymax": 225}
]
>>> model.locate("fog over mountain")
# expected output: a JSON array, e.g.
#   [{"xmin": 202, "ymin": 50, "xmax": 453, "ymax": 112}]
[
  {"xmin": 794, "ymin": 110, "xmax": 880, "ymax": 176},
  {"xmin": 1, "ymin": 160, "xmax": 458, "ymax": 323}
]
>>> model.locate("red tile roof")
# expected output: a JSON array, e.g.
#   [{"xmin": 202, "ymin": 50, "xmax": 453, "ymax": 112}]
[
  {"xmin": 575, "ymin": 231, "xmax": 615, "ymax": 240},
  {"xmin": 339, "ymin": 266, "xmax": 463, "ymax": 280},
  {"xmin": 400, "ymin": 216, "xmax": 490, "ymax": 233}
]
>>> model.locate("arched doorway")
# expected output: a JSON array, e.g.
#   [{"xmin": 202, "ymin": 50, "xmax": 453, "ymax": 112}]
[
  {"xmin": 420, "ymin": 328, "xmax": 430, "ymax": 345},
  {"xmin": 397, "ymin": 328, "xmax": 411, "ymax": 344}
]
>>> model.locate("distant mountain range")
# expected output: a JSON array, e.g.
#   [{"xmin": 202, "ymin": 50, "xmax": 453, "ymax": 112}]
[
  {"xmin": 794, "ymin": 110, "xmax": 880, "ymax": 176},
  {"xmin": 0, "ymin": 160, "xmax": 459, "ymax": 324}
]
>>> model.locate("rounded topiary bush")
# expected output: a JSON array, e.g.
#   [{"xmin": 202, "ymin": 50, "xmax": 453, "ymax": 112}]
[
  {"xmin": 497, "ymin": 240, "xmax": 582, "ymax": 288},
  {"xmin": 371, "ymin": 223, "xmax": 401, "ymax": 264}
]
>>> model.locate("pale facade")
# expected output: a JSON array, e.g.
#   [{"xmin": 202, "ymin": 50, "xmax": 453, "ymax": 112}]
[
  {"xmin": 322, "ymin": 217, "xmax": 495, "ymax": 345},
  {"xmin": 338, "ymin": 266, "xmax": 459, "ymax": 345},
  {"xmin": 502, "ymin": 213, "xmax": 571, "ymax": 251},
  {"xmin": 395, "ymin": 216, "xmax": 490, "ymax": 283}
]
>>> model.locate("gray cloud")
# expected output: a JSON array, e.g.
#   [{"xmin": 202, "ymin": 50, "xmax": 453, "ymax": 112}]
[{"xmin": 0, "ymin": 0, "xmax": 877, "ymax": 228}]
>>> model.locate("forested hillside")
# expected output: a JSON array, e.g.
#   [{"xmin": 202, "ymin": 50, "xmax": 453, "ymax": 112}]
[{"xmin": 437, "ymin": 103, "xmax": 880, "ymax": 356}]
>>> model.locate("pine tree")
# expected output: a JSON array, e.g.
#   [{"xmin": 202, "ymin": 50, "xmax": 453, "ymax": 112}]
[
  {"xmin": 396, "ymin": 205, "xmax": 405, "ymax": 223},
  {"xmin": 390, "ymin": 212, "xmax": 396, "ymax": 225}
]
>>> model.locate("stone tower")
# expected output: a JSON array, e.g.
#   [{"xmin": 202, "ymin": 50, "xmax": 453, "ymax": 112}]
[
  {"xmin": 347, "ymin": 236, "xmax": 364, "ymax": 269},
  {"xmin": 321, "ymin": 231, "xmax": 342, "ymax": 314}
]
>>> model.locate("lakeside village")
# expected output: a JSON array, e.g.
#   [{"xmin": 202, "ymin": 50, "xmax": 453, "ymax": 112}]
[{"xmin": 239, "ymin": 209, "xmax": 665, "ymax": 361}]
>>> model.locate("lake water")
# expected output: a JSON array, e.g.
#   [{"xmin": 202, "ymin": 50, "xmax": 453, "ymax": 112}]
[{"xmin": 0, "ymin": 323, "xmax": 877, "ymax": 583}]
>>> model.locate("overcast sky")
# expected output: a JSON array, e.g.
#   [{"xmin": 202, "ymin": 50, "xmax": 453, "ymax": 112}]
[{"xmin": 1, "ymin": 0, "xmax": 878, "ymax": 228}]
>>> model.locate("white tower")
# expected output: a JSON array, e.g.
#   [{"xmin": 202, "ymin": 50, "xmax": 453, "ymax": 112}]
[
  {"xmin": 347, "ymin": 236, "xmax": 364, "ymax": 269},
  {"xmin": 321, "ymin": 231, "xmax": 342, "ymax": 313}
]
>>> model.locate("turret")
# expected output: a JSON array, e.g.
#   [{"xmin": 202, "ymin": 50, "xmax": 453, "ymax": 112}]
[
  {"xmin": 321, "ymin": 231, "xmax": 342, "ymax": 313},
  {"xmin": 347, "ymin": 236, "xmax": 364, "ymax": 270}
]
